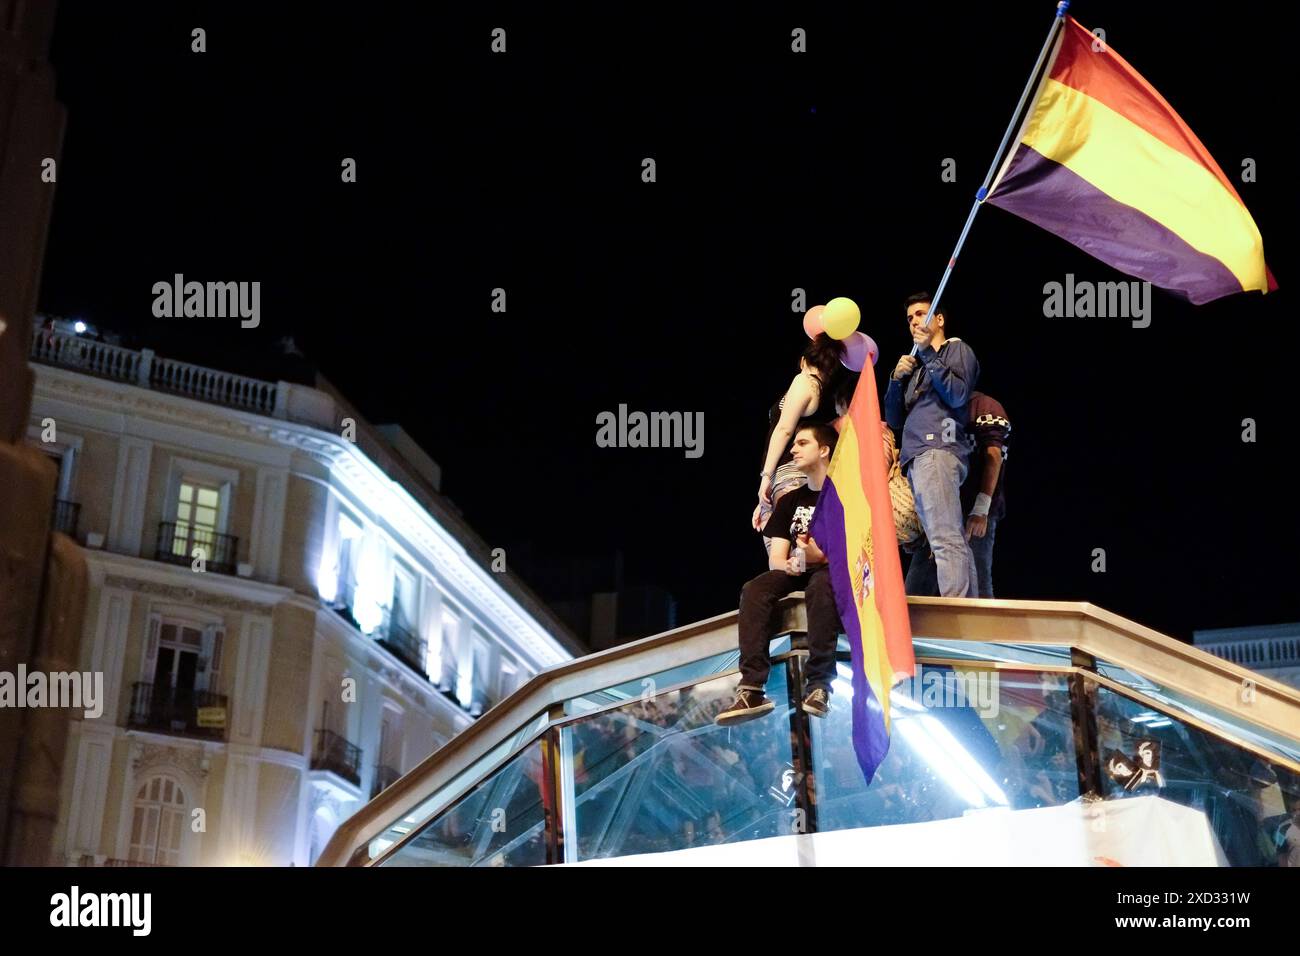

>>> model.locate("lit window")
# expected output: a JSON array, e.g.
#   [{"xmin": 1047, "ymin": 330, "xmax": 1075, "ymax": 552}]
[{"xmin": 173, "ymin": 479, "xmax": 222, "ymax": 560}]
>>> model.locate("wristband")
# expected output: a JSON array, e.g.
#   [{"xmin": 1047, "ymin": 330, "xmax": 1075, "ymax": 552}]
[{"xmin": 971, "ymin": 493, "xmax": 992, "ymax": 518}]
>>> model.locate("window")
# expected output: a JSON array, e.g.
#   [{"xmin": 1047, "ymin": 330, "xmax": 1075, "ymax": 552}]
[
  {"xmin": 153, "ymin": 622, "xmax": 203, "ymax": 692},
  {"xmin": 392, "ymin": 565, "xmax": 418, "ymax": 634},
  {"xmin": 162, "ymin": 458, "xmax": 238, "ymax": 571},
  {"xmin": 128, "ymin": 777, "xmax": 187, "ymax": 865},
  {"xmin": 436, "ymin": 610, "xmax": 460, "ymax": 694},
  {"xmin": 143, "ymin": 615, "xmax": 224, "ymax": 703},
  {"xmin": 172, "ymin": 478, "xmax": 222, "ymax": 561},
  {"xmin": 335, "ymin": 515, "xmax": 363, "ymax": 610},
  {"xmin": 500, "ymin": 658, "xmax": 519, "ymax": 700},
  {"xmin": 470, "ymin": 635, "xmax": 491, "ymax": 713}
]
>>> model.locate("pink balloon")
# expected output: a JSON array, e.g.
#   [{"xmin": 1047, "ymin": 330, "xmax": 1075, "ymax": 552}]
[
  {"xmin": 841, "ymin": 332, "xmax": 878, "ymax": 371},
  {"xmin": 802, "ymin": 305, "xmax": 826, "ymax": 339}
]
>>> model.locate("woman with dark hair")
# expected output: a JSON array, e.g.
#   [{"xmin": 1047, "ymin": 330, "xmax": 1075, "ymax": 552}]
[{"xmin": 751, "ymin": 333, "xmax": 845, "ymax": 551}]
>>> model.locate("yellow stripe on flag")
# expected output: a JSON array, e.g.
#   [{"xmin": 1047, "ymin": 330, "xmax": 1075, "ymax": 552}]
[
  {"xmin": 1023, "ymin": 78, "xmax": 1268, "ymax": 293},
  {"xmin": 833, "ymin": 419, "xmax": 898, "ymax": 732}
]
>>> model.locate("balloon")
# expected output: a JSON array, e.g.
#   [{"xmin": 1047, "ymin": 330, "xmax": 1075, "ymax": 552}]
[
  {"xmin": 822, "ymin": 296, "xmax": 861, "ymax": 339},
  {"xmin": 802, "ymin": 305, "xmax": 825, "ymax": 339},
  {"xmin": 841, "ymin": 332, "xmax": 878, "ymax": 371}
]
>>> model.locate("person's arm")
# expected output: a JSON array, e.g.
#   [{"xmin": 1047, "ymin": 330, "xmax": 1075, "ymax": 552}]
[
  {"xmin": 764, "ymin": 494, "xmax": 798, "ymax": 571},
  {"xmin": 915, "ymin": 340, "xmax": 978, "ymax": 408},
  {"xmin": 758, "ymin": 374, "xmax": 815, "ymax": 503},
  {"xmin": 884, "ymin": 357, "xmax": 915, "ymax": 431},
  {"xmin": 975, "ymin": 446, "xmax": 1003, "ymax": 498},
  {"xmin": 965, "ymin": 445, "xmax": 1002, "ymax": 539}
]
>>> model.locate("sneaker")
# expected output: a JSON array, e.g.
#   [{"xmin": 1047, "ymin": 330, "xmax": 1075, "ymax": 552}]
[
  {"xmin": 715, "ymin": 688, "xmax": 775, "ymax": 725},
  {"xmin": 802, "ymin": 688, "xmax": 831, "ymax": 717}
]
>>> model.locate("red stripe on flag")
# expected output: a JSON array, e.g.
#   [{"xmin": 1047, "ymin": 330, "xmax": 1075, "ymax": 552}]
[{"xmin": 1050, "ymin": 17, "xmax": 1247, "ymax": 209}]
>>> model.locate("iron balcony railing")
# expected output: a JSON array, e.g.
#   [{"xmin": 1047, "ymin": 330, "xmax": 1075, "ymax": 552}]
[
  {"xmin": 52, "ymin": 498, "xmax": 80, "ymax": 538},
  {"xmin": 78, "ymin": 855, "xmax": 173, "ymax": 867},
  {"xmin": 312, "ymin": 729, "xmax": 363, "ymax": 786},
  {"xmin": 128, "ymin": 682, "xmax": 228, "ymax": 740},
  {"xmin": 377, "ymin": 619, "xmax": 428, "ymax": 678},
  {"xmin": 155, "ymin": 521, "xmax": 239, "ymax": 576}
]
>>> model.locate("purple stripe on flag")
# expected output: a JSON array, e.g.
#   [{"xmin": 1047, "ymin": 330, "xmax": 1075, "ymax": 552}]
[
  {"xmin": 988, "ymin": 144, "xmax": 1245, "ymax": 304},
  {"xmin": 810, "ymin": 477, "xmax": 891, "ymax": 784}
]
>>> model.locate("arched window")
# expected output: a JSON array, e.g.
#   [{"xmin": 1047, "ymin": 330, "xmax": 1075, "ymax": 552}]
[{"xmin": 128, "ymin": 776, "xmax": 187, "ymax": 865}]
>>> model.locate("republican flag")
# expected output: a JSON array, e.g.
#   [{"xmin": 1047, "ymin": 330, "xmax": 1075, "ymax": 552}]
[
  {"xmin": 986, "ymin": 16, "xmax": 1276, "ymax": 304},
  {"xmin": 809, "ymin": 371, "xmax": 914, "ymax": 785}
]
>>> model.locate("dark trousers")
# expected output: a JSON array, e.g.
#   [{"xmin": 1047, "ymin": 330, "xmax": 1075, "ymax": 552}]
[{"xmin": 737, "ymin": 566, "xmax": 842, "ymax": 694}]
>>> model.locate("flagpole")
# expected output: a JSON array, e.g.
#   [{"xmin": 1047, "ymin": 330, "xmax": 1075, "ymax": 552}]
[{"xmin": 911, "ymin": 0, "xmax": 1072, "ymax": 352}]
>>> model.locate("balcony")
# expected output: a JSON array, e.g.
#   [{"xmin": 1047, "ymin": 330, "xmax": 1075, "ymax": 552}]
[
  {"xmin": 78, "ymin": 855, "xmax": 172, "ymax": 867},
  {"xmin": 30, "ymin": 324, "xmax": 339, "ymax": 428},
  {"xmin": 155, "ymin": 521, "xmax": 239, "ymax": 576},
  {"xmin": 32, "ymin": 326, "xmax": 279, "ymax": 415},
  {"xmin": 52, "ymin": 499, "xmax": 80, "ymax": 538},
  {"xmin": 128, "ymin": 682, "xmax": 228, "ymax": 740},
  {"xmin": 376, "ymin": 618, "xmax": 428, "ymax": 678},
  {"xmin": 312, "ymin": 729, "xmax": 363, "ymax": 786},
  {"xmin": 372, "ymin": 765, "xmax": 401, "ymax": 799}
]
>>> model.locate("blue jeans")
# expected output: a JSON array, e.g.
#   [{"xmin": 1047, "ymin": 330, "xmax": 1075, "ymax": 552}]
[
  {"xmin": 905, "ymin": 448, "xmax": 976, "ymax": 598},
  {"xmin": 905, "ymin": 518, "xmax": 994, "ymax": 597},
  {"xmin": 969, "ymin": 516, "xmax": 998, "ymax": 598}
]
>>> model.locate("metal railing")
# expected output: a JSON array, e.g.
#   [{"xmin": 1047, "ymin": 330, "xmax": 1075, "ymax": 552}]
[
  {"xmin": 377, "ymin": 619, "xmax": 428, "ymax": 678},
  {"xmin": 155, "ymin": 521, "xmax": 239, "ymax": 576},
  {"xmin": 128, "ymin": 682, "xmax": 228, "ymax": 740},
  {"xmin": 312, "ymin": 729, "xmax": 363, "ymax": 786},
  {"xmin": 78, "ymin": 855, "xmax": 172, "ymax": 867},
  {"xmin": 52, "ymin": 499, "xmax": 80, "ymax": 538}
]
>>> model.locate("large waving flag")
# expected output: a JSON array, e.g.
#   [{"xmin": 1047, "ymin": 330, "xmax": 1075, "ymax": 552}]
[
  {"xmin": 809, "ymin": 372, "xmax": 914, "ymax": 785},
  {"xmin": 986, "ymin": 16, "xmax": 1276, "ymax": 304}
]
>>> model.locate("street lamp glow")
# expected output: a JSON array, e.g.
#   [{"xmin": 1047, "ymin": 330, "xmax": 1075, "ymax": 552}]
[{"xmin": 73, "ymin": 320, "xmax": 86, "ymax": 334}]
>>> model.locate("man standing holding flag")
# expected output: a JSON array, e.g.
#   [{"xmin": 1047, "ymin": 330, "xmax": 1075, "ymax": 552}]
[{"xmin": 885, "ymin": 294, "xmax": 980, "ymax": 598}]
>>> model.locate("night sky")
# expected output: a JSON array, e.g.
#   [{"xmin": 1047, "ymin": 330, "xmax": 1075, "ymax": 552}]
[{"xmin": 37, "ymin": 1, "xmax": 1299, "ymax": 643}]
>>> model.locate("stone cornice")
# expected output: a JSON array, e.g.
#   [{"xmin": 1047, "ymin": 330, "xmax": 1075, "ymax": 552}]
[{"xmin": 104, "ymin": 573, "xmax": 280, "ymax": 615}]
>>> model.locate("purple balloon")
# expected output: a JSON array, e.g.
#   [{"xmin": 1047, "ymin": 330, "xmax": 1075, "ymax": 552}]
[{"xmin": 841, "ymin": 332, "xmax": 878, "ymax": 371}]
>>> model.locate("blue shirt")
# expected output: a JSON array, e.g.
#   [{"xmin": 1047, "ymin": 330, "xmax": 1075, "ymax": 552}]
[{"xmin": 883, "ymin": 337, "xmax": 980, "ymax": 470}]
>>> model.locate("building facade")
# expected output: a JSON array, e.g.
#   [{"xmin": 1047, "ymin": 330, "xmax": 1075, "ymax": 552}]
[
  {"xmin": 1193, "ymin": 622, "xmax": 1300, "ymax": 693},
  {"xmin": 26, "ymin": 321, "xmax": 580, "ymax": 866}
]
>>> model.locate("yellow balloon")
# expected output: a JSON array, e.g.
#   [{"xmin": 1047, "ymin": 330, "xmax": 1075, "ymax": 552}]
[{"xmin": 822, "ymin": 296, "xmax": 861, "ymax": 340}]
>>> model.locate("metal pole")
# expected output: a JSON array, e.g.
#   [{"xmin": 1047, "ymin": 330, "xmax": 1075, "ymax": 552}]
[{"xmin": 911, "ymin": 0, "xmax": 1071, "ymax": 353}]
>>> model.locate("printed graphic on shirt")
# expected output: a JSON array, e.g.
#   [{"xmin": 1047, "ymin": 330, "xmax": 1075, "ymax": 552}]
[{"xmin": 790, "ymin": 505, "xmax": 815, "ymax": 540}]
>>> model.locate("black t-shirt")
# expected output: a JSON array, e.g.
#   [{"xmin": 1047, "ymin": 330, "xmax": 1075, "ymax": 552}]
[{"xmin": 763, "ymin": 484, "xmax": 821, "ymax": 550}]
